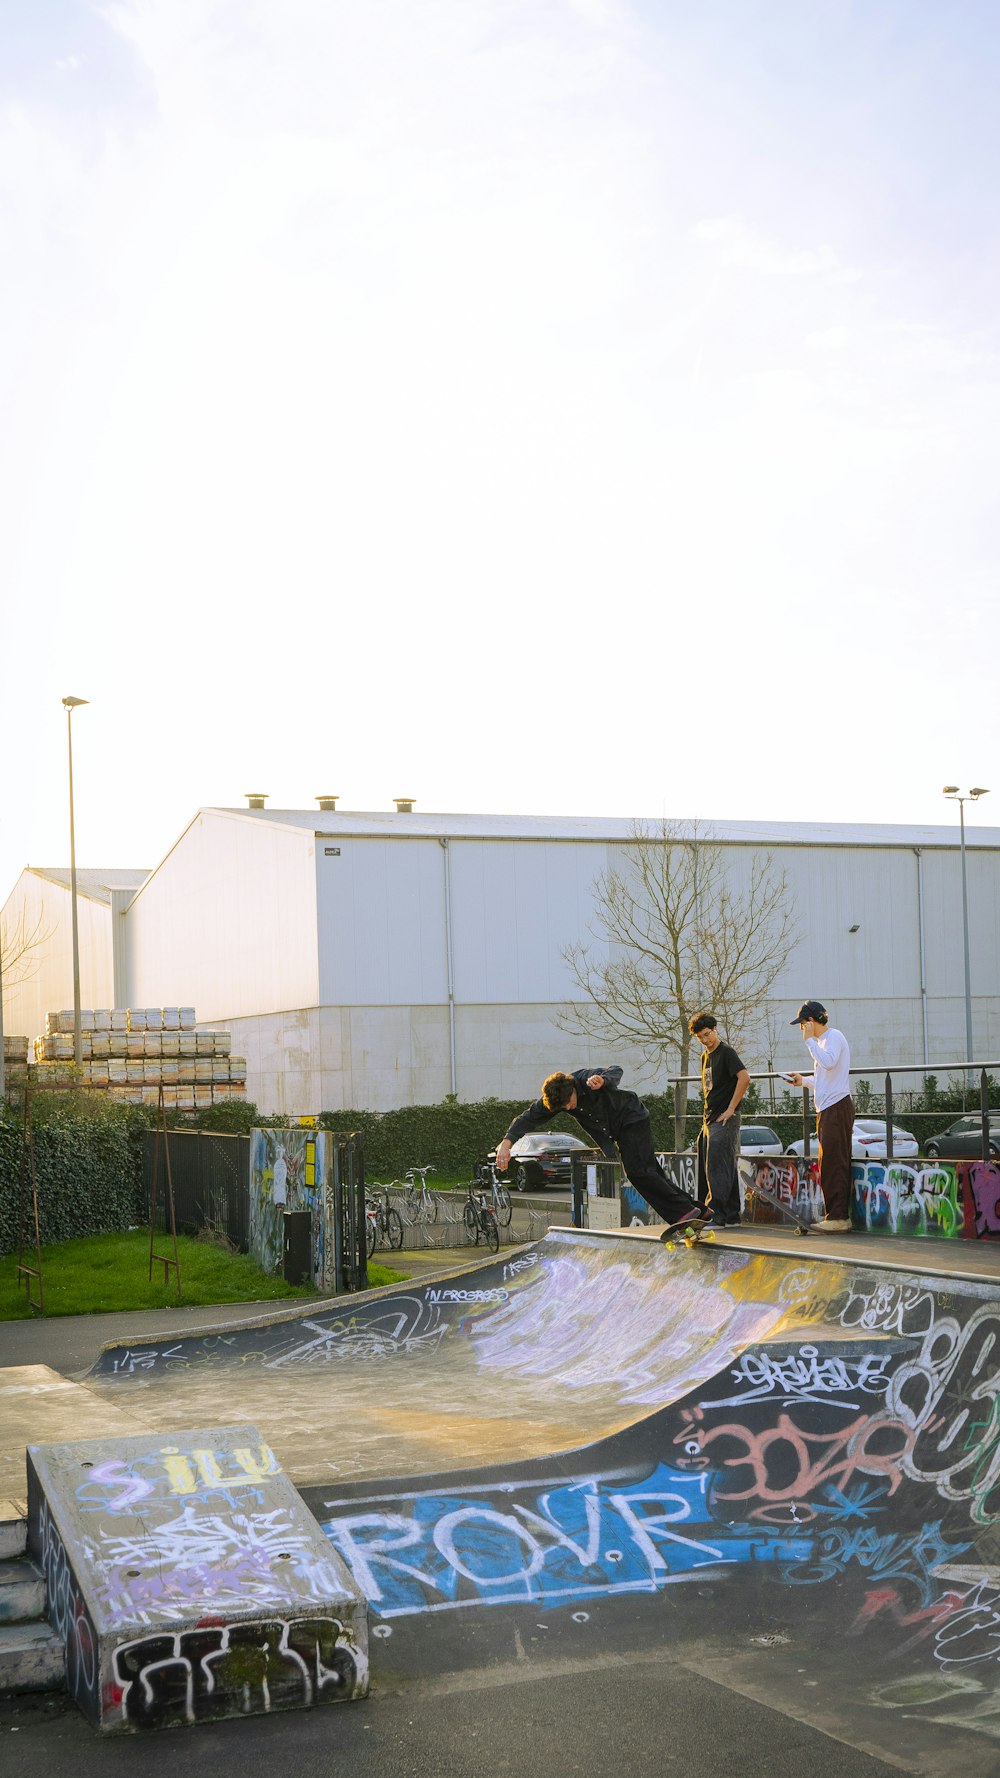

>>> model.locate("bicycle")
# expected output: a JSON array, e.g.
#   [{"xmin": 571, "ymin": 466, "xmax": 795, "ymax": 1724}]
[
  {"xmin": 402, "ymin": 1165, "xmax": 439, "ymax": 1224},
  {"xmin": 463, "ymin": 1180, "xmax": 500, "ymax": 1253},
  {"xmin": 473, "ymin": 1159, "xmax": 513, "ymax": 1227},
  {"xmin": 365, "ymin": 1185, "xmax": 404, "ymax": 1254}
]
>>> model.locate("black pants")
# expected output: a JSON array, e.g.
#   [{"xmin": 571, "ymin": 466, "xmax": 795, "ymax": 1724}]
[
  {"xmin": 696, "ymin": 1117, "xmax": 742, "ymax": 1222},
  {"xmin": 617, "ymin": 1120, "xmax": 698, "ymax": 1225},
  {"xmin": 818, "ymin": 1095, "xmax": 855, "ymax": 1219}
]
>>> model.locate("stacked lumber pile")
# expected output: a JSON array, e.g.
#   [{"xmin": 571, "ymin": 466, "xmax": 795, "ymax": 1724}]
[
  {"xmin": 28, "ymin": 1008, "xmax": 247, "ymax": 1108},
  {"xmin": 2, "ymin": 1034, "xmax": 29, "ymax": 1094}
]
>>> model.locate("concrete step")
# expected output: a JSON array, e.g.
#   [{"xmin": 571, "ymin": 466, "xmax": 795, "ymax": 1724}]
[
  {"xmin": 0, "ymin": 1501, "xmax": 27, "ymax": 1559},
  {"xmin": 0, "ymin": 1557, "xmax": 45, "ymax": 1624},
  {"xmin": 0, "ymin": 1621, "xmax": 65, "ymax": 1695}
]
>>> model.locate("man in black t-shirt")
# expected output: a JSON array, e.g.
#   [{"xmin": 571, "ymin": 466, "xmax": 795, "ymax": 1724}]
[{"xmin": 688, "ymin": 1012, "xmax": 750, "ymax": 1225}]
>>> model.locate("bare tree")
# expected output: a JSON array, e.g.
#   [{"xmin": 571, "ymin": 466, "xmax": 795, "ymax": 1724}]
[
  {"xmin": 1, "ymin": 902, "xmax": 52, "ymax": 995},
  {"xmin": 558, "ymin": 820, "xmax": 798, "ymax": 1085}
]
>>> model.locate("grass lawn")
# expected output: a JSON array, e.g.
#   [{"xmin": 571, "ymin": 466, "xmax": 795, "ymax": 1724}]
[{"xmin": 0, "ymin": 1231, "xmax": 407, "ymax": 1320}]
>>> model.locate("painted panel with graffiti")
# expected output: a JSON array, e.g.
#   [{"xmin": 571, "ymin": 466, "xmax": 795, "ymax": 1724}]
[{"xmin": 249, "ymin": 1126, "xmax": 331, "ymax": 1284}]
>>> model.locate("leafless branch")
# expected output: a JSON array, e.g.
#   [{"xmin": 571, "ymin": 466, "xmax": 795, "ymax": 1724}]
[{"xmin": 558, "ymin": 819, "xmax": 799, "ymax": 1081}]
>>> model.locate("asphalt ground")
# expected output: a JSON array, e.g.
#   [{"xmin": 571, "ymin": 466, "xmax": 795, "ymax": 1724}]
[{"xmin": 1, "ymin": 1649, "xmax": 904, "ymax": 1778}]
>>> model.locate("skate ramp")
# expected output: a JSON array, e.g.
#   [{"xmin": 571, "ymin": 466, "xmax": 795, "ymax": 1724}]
[
  {"xmin": 86, "ymin": 1230, "xmax": 817, "ymax": 1486},
  {"xmin": 32, "ymin": 1229, "xmax": 1000, "ymax": 1766},
  {"xmin": 302, "ymin": 1235, "xmax": 1000, "ymax": 1776}
]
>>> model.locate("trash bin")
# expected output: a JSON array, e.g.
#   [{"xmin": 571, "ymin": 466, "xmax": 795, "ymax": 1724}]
[{"xmin": 282, "ymin": 1209, "xmax": 312, "ymax": 1284}]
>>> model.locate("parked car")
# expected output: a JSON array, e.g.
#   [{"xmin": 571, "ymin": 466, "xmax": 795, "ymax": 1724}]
[
  {"xmin": 924, "ymin": 1115, "xmax": 1000, "ymax": 1160},
  {"xmin": 488, "ymin": 1130, "xmax": 594, "ymax": 1191},
  {"xmin": 787, "ymin": 1118, "xmax": 919, "ymax": 1161},
  {"xmin": 739, "ymin": 1125, "xmax": 784, "ymax": 1157}
]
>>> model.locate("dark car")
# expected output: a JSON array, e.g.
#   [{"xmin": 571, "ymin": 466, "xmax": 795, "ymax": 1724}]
[
  {"xmin": 924, "ymin": 1115, "xmax": 1000, "ymax": 1160},
  {"xmin": 488, "ymin": 1130, "xmax": 594, "ymax": 1191}
]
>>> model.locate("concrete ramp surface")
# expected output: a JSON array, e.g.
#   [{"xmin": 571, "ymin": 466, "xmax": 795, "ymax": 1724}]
[{"xmin": 85, "ymin": 1231, "xmax": 817, "ymax": 1485}]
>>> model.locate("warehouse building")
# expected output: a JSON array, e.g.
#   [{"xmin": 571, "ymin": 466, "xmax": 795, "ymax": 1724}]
[
  {"xmin": 3, "ymin": 803, "xmax": 999, "ymax": 1114},
  {"xmin": 0, "ymin": 866, "xmax": 148, "ymax": 1048}
]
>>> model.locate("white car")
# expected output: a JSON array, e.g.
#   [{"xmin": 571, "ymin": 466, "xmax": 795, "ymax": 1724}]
[
  {"xmin": 787, "ymin": 1118, "xmax": 919, "ymax": 1161},
  {"xmin": 739, "ymin": 1124, "xmax": 784, "ymax": 1157}
]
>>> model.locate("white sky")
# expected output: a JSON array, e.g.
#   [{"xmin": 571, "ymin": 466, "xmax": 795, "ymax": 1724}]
[{"xmin": 2, "ymin": 0, "xmax": 999, "ymax": 894}]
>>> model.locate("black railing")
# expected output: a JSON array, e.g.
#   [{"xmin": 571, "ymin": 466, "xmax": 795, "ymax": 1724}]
[
  {"xmin": 671, "ymin": 1061, "xmax": 1000, "ymax": 1164},
  {"xmin": 142, "ymin": 1129, "xmax": 250, "ymax": 1250},
  {"xmin": 330, "ymin": 1129, "xmax": 367, "ymax": 1292}
]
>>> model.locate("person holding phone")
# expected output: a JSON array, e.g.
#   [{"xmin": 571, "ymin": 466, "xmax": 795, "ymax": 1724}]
[{"xmin": 787, "ymin": 1000, "xmax": 854, "ymax": 1233}]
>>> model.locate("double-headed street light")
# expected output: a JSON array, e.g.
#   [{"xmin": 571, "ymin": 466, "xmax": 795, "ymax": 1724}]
[
  {"xmin": 943, "ymin": 784, "xmax": 989, "ymax": 1086},
  {"xmin": 63, "ymin": 696, "xmax": 89, "ymax": 1070}
]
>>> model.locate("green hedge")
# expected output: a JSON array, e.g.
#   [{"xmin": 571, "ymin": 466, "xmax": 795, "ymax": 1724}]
[
  {"xmin": 318, "ymin": 1097, "xmax": 608, "ymax": 1179},
  {"xmin": 0, "ymin": 1098, "xmax": 150, "ymax": 1259}
]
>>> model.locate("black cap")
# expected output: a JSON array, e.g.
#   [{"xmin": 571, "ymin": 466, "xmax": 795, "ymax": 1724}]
[{"xmin": 791, "ymin": 1000, "xmax": 827, "ymax": 1025}]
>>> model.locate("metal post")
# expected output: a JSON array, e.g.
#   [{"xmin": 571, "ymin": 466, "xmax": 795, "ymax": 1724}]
[
  {"xmin": 981, "ymin": 1068, "xmax": 991, "ymax": 1164},
  {"xmin": 439, "ymin": 838, "xmax": 457, "ymax": 1097},
  {"xmin": 914, "ymin": 847, "xmax": 929, "ymax": 1067},
  {"xmin": 62, "ymin": 697, "xmax": 88, "ymax": 1072},
  {"xmin": 959, "ymin": 797, "xmax": 974, "ymax": 1089},
  {"xmin": 884, "ymin": 1072, "xmax": 894, "ymax": 1162},
  {"xmin": 0, "ymin": 923, "xmax": 5, "ymax": 1103},
  {"xmin": 802, "ymin": 1085, "xmax": 811, "ymax": 1158},
  {"xmin": 673, "ymin": 1078, "xmax": 685, "ymax": 1153}
]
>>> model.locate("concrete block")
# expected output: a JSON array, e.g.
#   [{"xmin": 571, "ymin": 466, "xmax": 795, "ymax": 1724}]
[
  {"xmin": 27, "ymin": 1422, "xmax": 368, "ymax": 1732},
  {"xmin": 0, "ymin": 1505, "xmax": 27, "ymax": 1559},
  {"xmin": 0, "ymin": 1620, "xmax": 65, "ymax": 1694},
  {"xmin": 0, "ymin": 1557, "xmax": 45, "ymax": 1622}
]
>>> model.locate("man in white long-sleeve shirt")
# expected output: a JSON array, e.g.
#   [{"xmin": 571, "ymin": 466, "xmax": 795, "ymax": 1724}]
[{"xmin": 787, "ymin": 1000, "xmax": 854, "ymax": 1233}]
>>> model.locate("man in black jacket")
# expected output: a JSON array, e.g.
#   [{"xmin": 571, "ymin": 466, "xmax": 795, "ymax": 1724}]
[{"xmin": 495, "ymin": 1066, "xmax": 703, "ymax": 1228}]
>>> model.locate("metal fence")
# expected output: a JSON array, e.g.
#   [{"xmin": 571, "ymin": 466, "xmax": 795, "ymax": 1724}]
[
  {"xmin": 142, "ymin": 1129, "xmax": 250, "ymax": 1250},
  {"xmin": 669, "ymin": 1060, "xmax": 1000, "ymax": 1163}
]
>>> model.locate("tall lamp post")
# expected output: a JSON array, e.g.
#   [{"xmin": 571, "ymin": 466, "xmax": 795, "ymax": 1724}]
[
  {"xmin": 63, "ymin": 696, "xmax": 89, "ymax": 1070},
  {"xmin": 943, "ymin": 784, "xmax": 989, "ymax": 1087}
]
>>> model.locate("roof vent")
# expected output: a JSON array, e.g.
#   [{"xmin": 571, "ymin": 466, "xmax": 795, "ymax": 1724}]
[
  {"xmin": 316, "ymin": 795, "xmax": 338, "ymax": 812},
  {"xmin": 246, "ymin": 793, "xmax": 268, "ymax": 810},
  {"xmin": 394, "ymin": 797, "xmax": 415, "ymax": 814}
]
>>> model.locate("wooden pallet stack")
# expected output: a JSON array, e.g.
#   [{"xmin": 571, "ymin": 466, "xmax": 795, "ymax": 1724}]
[
  {"xmin": 2, "ymin": 1033, "xmax": 29, "ymax": 1096},
  {"xmin": 28, "ymin": 1008, "xmax": 247, "ymax": 1108}
]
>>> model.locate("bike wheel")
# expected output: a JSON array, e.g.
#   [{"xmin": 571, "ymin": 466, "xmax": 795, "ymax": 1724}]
[
  {"xmin": 495, "ymin": 1187, "xmax": 513, "ymax": 1227},
  {"xmin": 403, "ymin": 1190, "xmax": 420, "ymax": 1222},
  {"xmin": 464, "ymin": 1200, "xmax": 480, "ymax": 1242},
  {"xmin": 386, "ymin": 1208, "xmax": 404, "ymax": 1250},
  {"xmin": 425, "ymin": 1189, "xmax": 439, "ymax": 1224},
  {"xmin": 365, "ymin": 1216, "xmax": 377, "ymax": 1259},
  {"xmin": 481, "ymin": 1208, "xmax": 499, "ymax": 1254}
]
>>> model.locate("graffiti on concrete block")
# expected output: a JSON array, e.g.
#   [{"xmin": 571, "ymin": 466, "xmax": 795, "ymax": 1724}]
[
  {"xmin": 735, "ymin": 1154, "xmax": 1000, "ymax": 1240},
  {"xmin": 966, "ymin": 1163, "xmax": 1000, "ymax": 1237},
  {"xmin": 322, "ymin": 1465, "xmax": 810, "ymax": 1618},
  {"xmin": 852, "ymin": 1163, "xmax": 961, "ymax": 1238},
  {"xmin": 35, "ymin": 1493, "xmax": 100, "ymax": 1712},
  {"xmin": 112, "ymin": 1615, "xmax": 361, "ymax": 1727}
]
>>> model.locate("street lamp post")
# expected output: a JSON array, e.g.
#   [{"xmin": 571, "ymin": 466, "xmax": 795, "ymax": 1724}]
[
  {"xmin": 943, "ymin": 784, "xmax": 989, "ymax": 1087},
  {"xmin": 63, "ymin": 697, "xmax": 89, "ymax": 1070}
]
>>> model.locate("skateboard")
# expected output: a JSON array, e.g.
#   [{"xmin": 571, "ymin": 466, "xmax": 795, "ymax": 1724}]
[
  {"xmin": 745, "ymin": 1180, "xmax": 811, "ymax": 1236},
  {"xmin": 659, "ymin": 1214, "xmax": 714, "ymax": 1249}
]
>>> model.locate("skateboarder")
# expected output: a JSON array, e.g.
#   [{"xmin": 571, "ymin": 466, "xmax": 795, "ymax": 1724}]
[
  {"xmin": 787, "ymin": 1000, "xmax": 854, "ymax": 1233},
  {"xmin": 495, "ymin": 1066, "xmax": 703, "ymax": 1230},
  {"xmin": 688, "ymin": 1012, "xmax": 750, "ymax": 1225}
]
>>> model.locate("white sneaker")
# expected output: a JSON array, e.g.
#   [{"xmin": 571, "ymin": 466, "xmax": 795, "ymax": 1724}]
[{"xmin": 812, "ymin": 1217, "xmax": 851, "ymax": 1234}]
